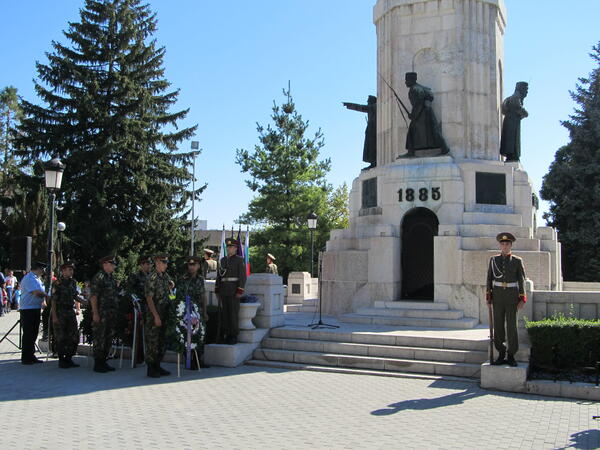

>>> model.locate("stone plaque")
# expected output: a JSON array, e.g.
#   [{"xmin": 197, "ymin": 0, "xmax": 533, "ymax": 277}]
[
  {"xmin": 476, "ymin": 172, "xmax": 506, "ymax": 205},
  {"xmin": 291, "ymin": 284, "xmax": 301, "ymax": 294},
  {"xmin": 362, "ymin": 177, "xmax": 377, "ymax": 209}
]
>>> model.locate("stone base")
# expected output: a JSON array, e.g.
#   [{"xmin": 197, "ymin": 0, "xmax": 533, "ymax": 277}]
[
  {"xmin": 204, "ymin": 343, "xmax": 257, "ymax": 368},
  {"xmin": 480, "ymin": 362, "xmax": 528, "ymax": 393},
  {"xmin": 238, "ymin": 328, "xmax": 269, "ymax": 344},
  {"xmin": 254, "ymin": 314, "xmax": 285, "ymax": 329}
]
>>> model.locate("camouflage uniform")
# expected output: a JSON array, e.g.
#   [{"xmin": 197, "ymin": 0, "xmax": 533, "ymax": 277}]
[
  {"xmin": 91, "ymin": 270, "xmax": 119, "ymax": 360},
  {"xmin": 144, "ymin": 271, "xmax": 172, "ymax": 365},
  {"xmin": 51, "ymin": 276, "xmax": 79, "ymax": 359},
  {"xmin": 175, "ymin": 273, "xmax": 207, "ymax": 350},
  {"xmin": 127, "ymin": 270, "xmax": 149, "ymax": 304}
]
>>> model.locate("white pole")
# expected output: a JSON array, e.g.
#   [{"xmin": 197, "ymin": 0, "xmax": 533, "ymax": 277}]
[{"xmin": 190, "ymin": 141, "xmax": 199, "ymax": 256}]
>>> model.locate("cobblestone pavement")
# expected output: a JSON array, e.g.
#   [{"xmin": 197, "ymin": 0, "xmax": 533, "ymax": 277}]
[{"xmin": 1, "ymin": 313, "xmax": 599, "ymax": 449}]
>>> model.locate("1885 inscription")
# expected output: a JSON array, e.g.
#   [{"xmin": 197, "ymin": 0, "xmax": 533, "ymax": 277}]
[{"xmin": 398, "ymin": 187, "xmax": 441, "ymax": 202}]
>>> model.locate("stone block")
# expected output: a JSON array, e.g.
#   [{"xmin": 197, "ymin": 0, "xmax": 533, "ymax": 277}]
[
  {"xmin": 204, "ymin": 343, "xmax": 256, "ymax": 368},
  {"xmin": 286, "ymin": 272, "xmax": 313, "ymax": 304},
  {"xmin": 480, "ymin": 362, "xmax": 527, "ymax": 393},
  {"xmin": 246, "ymin": 273, "xmax": 285, "ymax": 329},
  {"xmin": 238, "ymin": 328, "xmax": 268, "ymax": 344}
]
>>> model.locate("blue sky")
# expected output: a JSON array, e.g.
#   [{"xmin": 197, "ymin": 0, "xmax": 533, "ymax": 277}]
[{"xmin": 1, "ymin": 1, "xmax": 599, "ymax": 230}]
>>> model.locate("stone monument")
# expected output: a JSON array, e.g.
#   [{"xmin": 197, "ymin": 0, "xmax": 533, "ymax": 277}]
[{"xmin": 321, "ymin": 0, "xmax": 562, "ymax": 325}]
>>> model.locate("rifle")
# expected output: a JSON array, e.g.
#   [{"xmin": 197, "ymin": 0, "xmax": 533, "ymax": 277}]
[
  {"xmin": 487, "ymin": 302, "xmax": 494, "ymax": 364},
  {"xmin": 378, "ymin": 72, "xmax": 410, "ymax": 126}
]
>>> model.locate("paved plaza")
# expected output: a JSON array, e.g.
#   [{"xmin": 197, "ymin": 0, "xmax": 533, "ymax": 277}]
[{"xmin": 0, "ymin": 313, "xmax": 598, "ymax": 449}]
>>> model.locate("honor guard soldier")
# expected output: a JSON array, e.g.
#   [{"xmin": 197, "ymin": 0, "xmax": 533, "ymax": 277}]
[
  {"xmin": 90, "ymin": 255, "xmax": 119, "ymax": 373},
  {"xmin": 202, "ymin": 248, "xmax": 218, "ymax": 279},
  {"xmin": 145, "ymin": 254, "xmax": 173, "ymax": 378},
  {"xmin": 51, "ymin": 261, "xmax": 80, "ymax": 369},
  {"xmin": 266, "ymin": 253, "xmax": 278, "ymax": 275},
  {"xmin": 177, "ymin": 256, "xmax": 209, "ymax": 367},
  {"xmin": 486, "ymin": 233, "xmax": 527, "ymax": 367},
  {"xmin": 127, "ymin": 255, "xmax": 152, "ymax": 303},
  {"xmin": 215, "ymin": 238, "xmax": 247, "ymax": 345}
]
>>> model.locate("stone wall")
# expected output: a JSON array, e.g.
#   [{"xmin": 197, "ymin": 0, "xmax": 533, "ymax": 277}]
[{"xmin": 530, "ymin": 290, "xmax": 600, "ymax": 321}]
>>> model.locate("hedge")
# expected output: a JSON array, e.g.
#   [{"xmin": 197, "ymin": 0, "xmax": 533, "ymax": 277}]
[{"xmin": 525, "ymin": 315, "xmax": 600, "ymax": 370}]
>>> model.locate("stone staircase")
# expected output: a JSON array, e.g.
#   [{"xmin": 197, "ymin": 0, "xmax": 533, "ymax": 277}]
[
  {"xmin": 247, "ymin": 322, "xmax": 529, "ymax": 380},
  {"xmin": 340, "ymin": 301, "xmax": 479, "ymax": 329},
  {"xmin": 283, "ymin": 297, "xmax": 317, "ymax": 313}
]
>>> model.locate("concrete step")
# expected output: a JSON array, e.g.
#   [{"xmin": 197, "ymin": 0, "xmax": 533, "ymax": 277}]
[
  {"xmin": 461, "ymin": 236, "xmax": 540, "ymax": 251},
  {"xmin": 283, "ymin": 304, "xmax": 303, "ymax": 312},
  {"xmin": 262, "ymin": 337, "xmax": 489, "ymax": 364},
  {"xmin": 252, "ymin": 348, "xmax": 482, "ymax": 378},
  {"xmin": 340, "ymin": 313, "xmax": 479, "ymax": 329},
  {"xmin": 373, "ymin": 300, "xmax": 449, "ymax": 310},
  {"xmin": 457, "ymin": 224, "xmax": 531, "ymax": 239},
  {"xmin": 270, "ymin": 327, "xmax": 489, "ymax": 351},
  {"xmin": 463, "ymin": 212, "xmax": 523, "ymax": 226},
  {"xmin": 245, "ymin": 359, "xmax": 479, "ymax": 383},
  {"xmin": 301, "ymin": 305, "xmax": 317, "ymax": 313},
  {"xmin": 303, "ymin": 298, "xmax": 318, "ymax": 306},
  {"xmin": 356, "ymin": 307, "xmax": 464, "ymax": 320}
]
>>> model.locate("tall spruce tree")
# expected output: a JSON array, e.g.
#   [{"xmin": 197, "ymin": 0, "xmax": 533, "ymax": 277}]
[
  {"xmin": 541, "ymin": 42, "xmax": 600, "ymax": 281},
  {"xmin": 15, "ymin": 0, "xmax": 201, "ymax": 278},
  {"xmin": 236, "ymin": 87, "xmax": 332, "ymax": 282}
]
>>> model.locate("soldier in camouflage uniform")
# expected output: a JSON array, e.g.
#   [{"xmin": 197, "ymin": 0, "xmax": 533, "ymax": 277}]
[
  {"xmin": 125, "ymin": 255, "xmax": 152, "ymax": 362},
  {"xmin": 90, "ymin": 255, "xmax": 119, "ymax": 373},
  {"xmin": 145, "ymin": 254, "xmax": 173, "ymax": 378},
  {"xmin": 176, "ymin": 256, "xmax": 208, "ymax": 367},
  {"xmin": 51, "ymin": 261, "xmax": 80, "ymax": 369}
]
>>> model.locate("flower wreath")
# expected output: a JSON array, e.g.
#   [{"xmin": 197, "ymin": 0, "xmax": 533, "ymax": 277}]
[{"xmin": 168, "ymin": 298, "xmax": 206, "ymax": 355}]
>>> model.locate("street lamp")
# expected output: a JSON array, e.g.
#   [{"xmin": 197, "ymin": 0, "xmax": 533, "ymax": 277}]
[
  {"xmin": 44, "ymin": 156, "xmax": 65, "ymax": 293},
  {"xmin": 307, "ymin": 212, "xmax": 317, "ymax": 277},
  {"xmin": 190, "ymin": 141, "xmax": 199, "ymax": 256}
]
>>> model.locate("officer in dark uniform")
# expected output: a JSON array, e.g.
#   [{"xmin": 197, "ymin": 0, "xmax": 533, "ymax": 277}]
[
  {"xmin": 266, "ymin": 253, "xmax": 278, "ymax": 275},
  {"xmin": 215, "ymin": 238, "xmax": 247, "ymax": 345},
  {"xmin": 486, "ymin": 232, "xmax": 526, "ymax": 366},
  {"xmin": 51, "ymin": 261, "xmax": 80, "ymax": 369},
  {"xmin": 90, "ymin": 255, "xmax": 119, "ymax": 373},
  {"xmin": 145, "ymin": 254, "xmax": 173, "ymax": 378}
]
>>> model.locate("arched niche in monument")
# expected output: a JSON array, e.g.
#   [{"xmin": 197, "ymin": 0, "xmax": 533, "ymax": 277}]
[{"xmin": 401, "ymin": 207, "xmax": 439, "ymax": 301}]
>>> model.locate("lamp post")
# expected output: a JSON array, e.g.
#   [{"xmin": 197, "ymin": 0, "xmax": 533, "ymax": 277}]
[
  {"xmin": 307, "ymin": 212, "xmax": 317, "ymax": 277},
  {"xmin": 44, "ymin": 157, "xmax": 65, "ymax": 294},
  {"xmin": 190, "ymin": 141, "xmax": 199, "ymax": 256}
]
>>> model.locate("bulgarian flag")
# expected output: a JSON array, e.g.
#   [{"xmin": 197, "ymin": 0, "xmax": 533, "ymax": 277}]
[
  {"xmin": 220, "ymin": 225, "xmax": 226, "ymax": 260},
  {"xmin": 244, "ymin": 229, "xmax": 251, "ymax": 276}
]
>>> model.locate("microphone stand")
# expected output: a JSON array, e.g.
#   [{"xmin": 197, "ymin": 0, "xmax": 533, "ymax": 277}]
[{"xmin": 308, "ymin": 251, "xmax": 338, "ymax": 329}]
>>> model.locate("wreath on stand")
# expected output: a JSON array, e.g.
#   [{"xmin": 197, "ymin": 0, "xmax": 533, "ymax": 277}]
[{"xmin": 166, "ymin": 297, "xmax": 206, "ymax": 355}]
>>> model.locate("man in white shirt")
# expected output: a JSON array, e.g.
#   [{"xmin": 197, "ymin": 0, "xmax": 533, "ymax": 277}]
[{"xmin": 19, "ymin": 262, "xmax": 50, "ymax": 364}]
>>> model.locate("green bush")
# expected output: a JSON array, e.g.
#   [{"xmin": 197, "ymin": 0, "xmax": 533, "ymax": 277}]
[{"xmin": 526, "ymin": 314, "xmax": 600, "ymax": 370}]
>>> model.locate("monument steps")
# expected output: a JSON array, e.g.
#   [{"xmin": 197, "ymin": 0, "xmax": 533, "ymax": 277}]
[
  {"xmin": 247, "ymin": 325, "xmax": 529, "ymax": 380},
  {"xmin": 340, "ymin": 313, "xmax": 479, "ymax": 329},
  {"xmin": 460, "ymin": 236, "xmax": 540, "ymax": 251},
  {"xmin": 373, "ymin": 300, "xmax": 449, "ymax": 310},
  {"xmin": 456, "ymin": 224, "xmax": 532, "ymax": 238},
  {"xmin": 355, "ymin": 307, "xmax": 464, "ymax": 320},
  {"xmin": 462, "ymin": 212, "xmax": 523, "ymax": 226}
]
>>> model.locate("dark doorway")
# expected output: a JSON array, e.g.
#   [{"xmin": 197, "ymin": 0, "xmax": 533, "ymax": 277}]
[{"xmin": 401, "ymin": 207, "xmax": 439, "ymax": 300}]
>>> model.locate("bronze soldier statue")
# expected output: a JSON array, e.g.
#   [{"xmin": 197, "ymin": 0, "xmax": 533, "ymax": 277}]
[
  {"xmin": 215, "ymin": 238, "xmax": 247, "ymax": 345},
  {"xmin": 265, "ymin": 253, "xmax": 278, "ymax": 275},
  {"xmin": 343, "ymin": 95, "xmax": 377, "ymax": 169},
  {"xmin": 90, "ymin": 255, "xmax": 119, "ymax": 373},
  {"xmin": 404, "ymin": 72, "xmax": 449, "ymax": 157},
  {"xmin": 486, "ymin": 233, "xmax": 527, "ymax": 367},
  {"xmin": 500, "ymin": 82, "xmax": 529, "ymax": 162},
  {"xmin": 51, "ymin": 261, "xmax": 80, "ymax": 369},
  {"xmin": 145, "ymin": 254, "xmax": 173, "ymax": 378}
]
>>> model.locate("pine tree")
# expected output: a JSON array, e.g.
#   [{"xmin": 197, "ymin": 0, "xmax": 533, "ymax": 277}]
[
  {"xmin": 236, "ymin": 87, "xmax": 332, "ymax": 281},
  {"xmin": 15, "ymin": 0, "xmax": 201, "ymax": 278},
  {"xmin": 541, "ymin": 42, "xmax": 600, "ymax": 281}
]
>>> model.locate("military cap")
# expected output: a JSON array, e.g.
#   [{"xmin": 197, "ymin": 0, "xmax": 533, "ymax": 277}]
[
  {"xmin": 32, "ymin": 261, "xmax": 47, "ymax": 270},
  {"xmin": 203, "ymin": 248, "xmax": 214, "ymax": 256},
  {"xmin": 153, "ymin": 254, "xmax": 169, "ymax": 263},
  {"xmin": 496, "ymin": 232, "xmax": 516, "ymax": 243},
  {"xmin": 516, "ymin": 81, "xmax": 529, "ymax": 89},
  {"xmin": 60, "ymin": 261, "xmax": 75, "ymax": 270},
  {"xmin": 225, "ymin": 238, "xmax": 239, "ymax": 247},
  {"xmin": 99, "ymin": 255, "xmax": 117, "ymax": 265},
  {"xmin": 138, "ymin": 255, "xmax": 152, "ymax": 264},
  {"xmin": 405, "ymin": 72, "xmax": 418, "ymax": 82},
  {"xmin": 267, "ymin": 253, "xmax": 276, "ymax": 261},
  {"xmin": 186, "ymin": 255, "xmax": 202, "ymax": 264}
]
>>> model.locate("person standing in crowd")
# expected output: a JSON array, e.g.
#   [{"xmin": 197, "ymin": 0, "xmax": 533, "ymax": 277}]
[
  {"xmin": 5, "ymin": 270, "xmax": 17, "ymax": 311},
  {"xmin": 144, "ymin": 254, "xmax": 173, "ymax": 378},
  {"xmin": 266, "ymin": 254, "xmax": 278, "ymax": 275},
  {"xmin": 0, "ymin": 269, "xmax": 5, "ymax": 317},
  {"xmin": 51, "ymin": 261, "xmax": 80, "ymax": 369},
  {"xmin": 19, "ymin": 262, "xmax": 49, "ymax": 364},
  {"xmin": 127, "ymin": 255, "xmax": 152, "ymax": 302},
  {"xmin": 90, "ymin": 255, "xmax": 119, "ymax": 373},
  {"xmin": 202, "ymin": 248, "xmax": 217, "ymax": 279},
  {"xmin": 215, "ymin": 238, "xmax": 246, "ymax": 345},
  {"xmin": 486, "ymin": 232, "xmax": 527, "ymax": 367}
]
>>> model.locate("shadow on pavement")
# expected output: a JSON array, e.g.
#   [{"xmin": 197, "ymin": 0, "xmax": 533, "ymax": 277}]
[{"xmin": 558, "ymin": 429, "xmax": 600, "ymax": 449}]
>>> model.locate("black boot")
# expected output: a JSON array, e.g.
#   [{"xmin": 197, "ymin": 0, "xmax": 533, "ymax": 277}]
[
  {"xmin": 157, "ymin": 365, "xmax": 170, "ymax": 376},
  {"xmin": 147, "ymin": 363, "xmax": 160, "ymax": 378},
  {"xmin": 506, "ymin": 354, "xmax": 518, "ymax": 367},
  {"xmin": 491, "ymin": 352, "xmax": 506, "ymax": 365},
  {"xmin": 58, "ymin": 356, "xmax": 70, "ymax": 369},
  {"xmin": 104, "ymin": 360, "xmax": 116, "ymax": 371},
  {"xmin": 94, "ymin": 358, "xmax": 109, "ymax": 373},
  {"xmin": 66, "ymin": 356, "xmax": 80, "ymax": 368}
]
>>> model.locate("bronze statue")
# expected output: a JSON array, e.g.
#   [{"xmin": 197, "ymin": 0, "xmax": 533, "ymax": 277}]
[
  {"xmin": 500, "ymin": 82, "xmax": 528, "ymax": 162},
  {"xmin": 404, "ymin": 72, "xmax": 449, "ymax": 157},
  {"xmin": 343, "ymin": 95, "xmax": 377, "ymax": 169}
]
